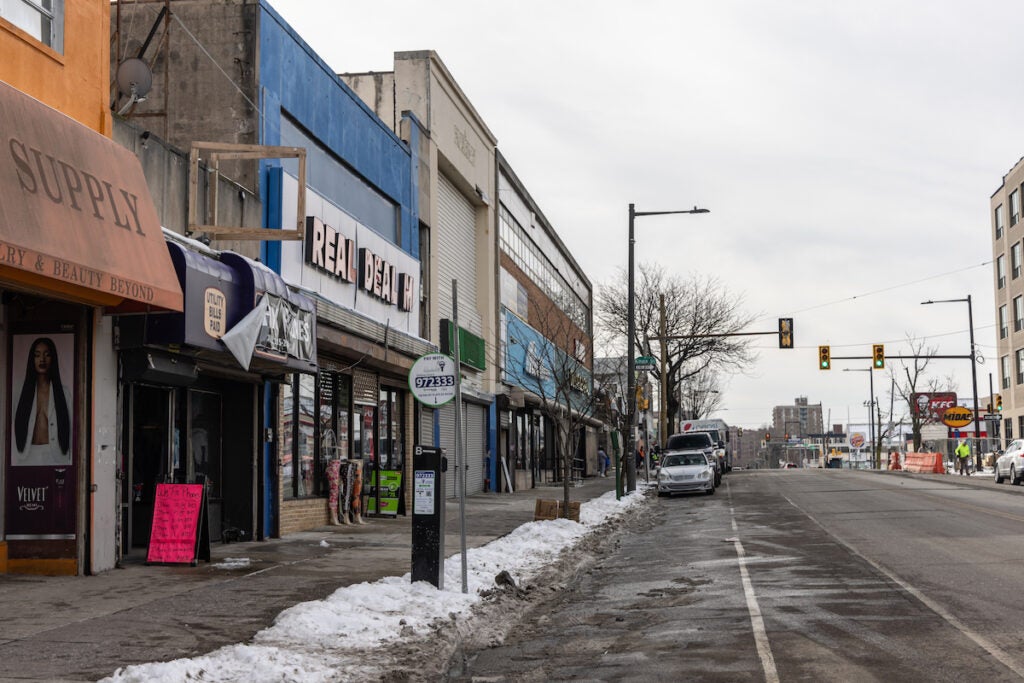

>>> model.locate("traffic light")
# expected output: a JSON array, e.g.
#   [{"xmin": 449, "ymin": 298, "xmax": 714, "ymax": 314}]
[
  {"xmin": 635, "ymin": 384, "xmax": 649, "ymax": 411},
  {"xmin": 818, "ymin": 345, "xmax": 831, "ymax": 370},
  {"xmin": 987, "ymin": 402, "xmax": 993, "ymax": 413},
  {"xmin": 765, "ymin": 432, "xmax": 771, "ymax": 442},
  {"xmin": 738, "ymin": 427, "xmax": 744, "ymax": 438},
  {"xmin": 997, "ymin": 395, "xmax": 1003, "ymax": 412},
  {"xmin": 872, "ymin": 344, "xmax": 885, "ymax": 369},
  {"xmin": 778, "ymin": 318, "xmax": 794, "ymax": 349}
]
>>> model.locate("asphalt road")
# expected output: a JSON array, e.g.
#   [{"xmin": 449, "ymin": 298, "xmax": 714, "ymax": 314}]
[{"xmin": 448, "ymin": 469, "xmax": 1024, "ymax": 682}]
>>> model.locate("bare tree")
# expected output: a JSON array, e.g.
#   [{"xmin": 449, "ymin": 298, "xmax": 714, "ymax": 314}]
[
  {"xmin": 677, "ymin": 367, "xmax": 723, "ymax": 421},
  {"xmin": 504, "ymin": 300, "xmax": 597, "ymax": 519},
  {"xmin": 595, "ymin": 264, "xmax": 757, "ymax": 434},
  {"xmin": 888, "ymin": 335, "xmax": 957, "ymax": 452}
]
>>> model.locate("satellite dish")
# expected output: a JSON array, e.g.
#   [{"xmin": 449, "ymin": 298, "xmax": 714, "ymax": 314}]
[{"xmin": 116, "ymin": 58, "xmax": 153, "ymax": 99}]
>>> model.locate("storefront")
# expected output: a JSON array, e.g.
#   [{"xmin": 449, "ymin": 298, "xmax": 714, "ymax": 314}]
[
  {"xmin": 273, "ymin": 172, "xmax": 429, "ymax": 533},
  {"xmin": 116, "ymin": 240, "xmax": 315, "ymax": 556},
  {"xmin": 0, "ymin": 80, "xmax": 183, "ymax": 574}
]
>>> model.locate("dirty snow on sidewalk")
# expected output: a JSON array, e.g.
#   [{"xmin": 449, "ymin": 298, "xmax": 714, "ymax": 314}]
[{"xmin": 102, "ymin": 489, "xmax": 647, "ymax": 683}]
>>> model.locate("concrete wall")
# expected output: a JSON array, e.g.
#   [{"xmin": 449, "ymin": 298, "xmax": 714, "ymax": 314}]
[
  {"xmin": 111, "ymin": 1, "xmax": 259, "ymax": 188},
  {"xmin": 112, "ymin": 117, "xmax": 263, "ymax": 259},
  {"xmin": 90, "ymin": 315, "xmax": 118, "ymax": 573}
]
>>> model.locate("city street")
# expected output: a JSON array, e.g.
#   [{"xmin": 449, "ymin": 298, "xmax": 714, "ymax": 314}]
[{"xmin": 448, "ymin": 469, "xmax": 1024, "ymax": 682}]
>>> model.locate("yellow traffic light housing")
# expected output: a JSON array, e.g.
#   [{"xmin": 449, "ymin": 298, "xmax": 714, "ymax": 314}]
[
  {"xmin": 818, "ymin": 345, "xmax": 831, "ymax": 370},
  {"xmin": 997, "ymin": 394, "xmax": 1003, "ymax": 412},
  {"xmin": 872, "ymin": 344, "xmax": 885, "ymax": 369},
  {"xmin": 778, "ymin": 318, "xmax": 794, "ymax": 349}
]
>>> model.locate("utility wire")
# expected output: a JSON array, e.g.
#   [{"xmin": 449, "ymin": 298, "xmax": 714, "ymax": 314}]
[{"xmin": 757, "ymin": 260, "xmax": 992, "ymax": 322}]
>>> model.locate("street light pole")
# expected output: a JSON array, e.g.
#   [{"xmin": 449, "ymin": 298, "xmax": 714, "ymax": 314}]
[
  {"xmin": 626, "ymin": 203, "xmax": 708, "ymax": 494},
  {"xmin": 843, "ymin": 368, "xmax": 875, "ymax": 467},
  {"xmin": 922, "ymin": 297, "xmax": 981, "ymax": 467}
]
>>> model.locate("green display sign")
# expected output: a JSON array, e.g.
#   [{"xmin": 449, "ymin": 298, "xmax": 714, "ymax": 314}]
[{"xmin": 365, "ymin": 470, "xmax": 402, "ymax": 515}]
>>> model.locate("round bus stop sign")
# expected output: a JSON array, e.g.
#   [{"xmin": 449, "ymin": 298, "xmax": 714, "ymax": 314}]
[{"xmin": 408, "ymin": 353, "xmax": 458, "ymax": 407}]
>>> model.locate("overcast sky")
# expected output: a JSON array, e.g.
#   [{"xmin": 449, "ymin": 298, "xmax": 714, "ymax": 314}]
[{"xmin": 271, "ymin": 1, "xmax": 1017, "ymax": 430}]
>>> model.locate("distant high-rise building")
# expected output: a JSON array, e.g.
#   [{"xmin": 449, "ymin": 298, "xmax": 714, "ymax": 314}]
[{"xmin": 771, "ymin": 396, "xmax": 824, "ymax": 439}]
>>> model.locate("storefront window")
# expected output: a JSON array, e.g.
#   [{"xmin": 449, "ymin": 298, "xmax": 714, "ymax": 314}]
[
  {"xmin": 280, "ymin": 380, "xmax": 294, "ymax": 498},
  {"xmin": 354, "ymin": 404, "xmax": 376, "ymax": 464},
  {"xmin": 378, "ymin": 388, "xmax": 404, "ymax": 470},
  {"xmin": 317, "ymin": 372, "xmax": 351, "ymax": 494},
  {"xmin": 297, "ymin": 374, "xmax": 315, "ymax": 496}
]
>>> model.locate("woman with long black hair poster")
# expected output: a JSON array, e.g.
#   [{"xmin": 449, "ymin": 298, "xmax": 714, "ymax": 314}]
[{"xmin": 12, "ymin": 335, "xmax": 72, "ymax": 467}]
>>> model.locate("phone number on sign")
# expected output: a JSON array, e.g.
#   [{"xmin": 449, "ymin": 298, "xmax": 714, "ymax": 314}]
[{"xmin": 414, "ymin": 375, "xmax": 455, "ymax": 389}]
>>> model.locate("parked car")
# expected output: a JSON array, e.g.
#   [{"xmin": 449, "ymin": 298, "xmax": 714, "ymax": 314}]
[
  {"xmin": 994, "ymin": 440, "xmax": 1024, "ymax": 484},
  {"xmin": 657, "ymin": 451, "xmax": 716, "ymax": 497},
  {"xmin": 666, "ymin": 432, "xmax": 720, "ymax": 485}
]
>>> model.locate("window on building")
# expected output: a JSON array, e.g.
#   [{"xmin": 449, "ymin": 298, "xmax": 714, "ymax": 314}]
[
  {"xmin": 1016, "ymin": 349, "xmax": 1024, "ymax": 385},
  {"xmin": 999, "ymin": 255, "xmax": 1007, "ymax": 289},
  {"xmin": 1015, "ymin": 297, "xmax": 1023, "ymax": 333},
  {"xmin": 499, "ymin": 204, "xmax": 591, "ymax": 334},
  {"xmin": 1001, "ymin": 305, "xmax": 1010, "ymax": 339},
  {"xmin": 997, "ymin": 204, "xmax": 1006, "ymax": 239},
  {"xmin": 1013, "ymin": 189, "xmax": 1021, "ymax": 227},
  {"xmin": 0, "ymin": 0, "xmax": 63, "ymax": 52},
  {"xmin": 280, "ymin": 380, "xmax": 296, "ymax": 498},
  {"xmin": 1014, "ymin": 243, "xmax": 1022, "ymax": 279},
  {"xmin": 318, "ymin": 371, "xmax": 351, "ymax": 495},
  {"xmin": 1007, "ymin": 419, "xmax": 1015, "ymax": 443},
  {"xmin": 281, "ymin": 371, "xmax": 352, "ymax": 500},
  {"xmin": 1003, "ymin": 355, "xmax": 1012, "ymax": 390}
]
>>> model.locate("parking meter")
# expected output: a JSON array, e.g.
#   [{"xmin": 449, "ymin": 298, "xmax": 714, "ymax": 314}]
[{"xmin": 411, "ymin": 445, "xmax": 446, "ymax": 588}]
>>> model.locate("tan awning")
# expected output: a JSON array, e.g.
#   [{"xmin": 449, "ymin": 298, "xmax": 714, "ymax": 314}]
[{"xmin": 0, "ymin": 80, "xmax": 182, "ymax": 311}]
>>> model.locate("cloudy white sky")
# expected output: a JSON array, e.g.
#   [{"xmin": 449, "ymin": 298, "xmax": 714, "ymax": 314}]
[{"xmin": 272, "ymin": 0, "xmax": 1017, "ymax": 430}]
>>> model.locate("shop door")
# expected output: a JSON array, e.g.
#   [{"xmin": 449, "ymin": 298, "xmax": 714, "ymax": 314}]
[
  {"xmin": 465, "ymin": 405, "xmax": 485, "ymax": 494},
  {"xmin": 188, "ymin": 390, "xmax": 223, "ymax": 542},
  {"xmin": 123, "ymin": 384, "xmax": 174, "ymax": 551}
]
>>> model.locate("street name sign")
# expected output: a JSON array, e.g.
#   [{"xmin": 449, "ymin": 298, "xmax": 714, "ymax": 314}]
[
  {"xmin": 408, "ymin": 353, "xmax": 457, "ymax": 407},
  {"xmin": 635, "ymin": 355, "xmax": 657, "ymax": 371}
]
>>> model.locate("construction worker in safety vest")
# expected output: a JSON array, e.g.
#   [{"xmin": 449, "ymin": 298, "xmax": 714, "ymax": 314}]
[{"xmin": 955, "ymin": 440, "xmax": 971, "ymax": 476}]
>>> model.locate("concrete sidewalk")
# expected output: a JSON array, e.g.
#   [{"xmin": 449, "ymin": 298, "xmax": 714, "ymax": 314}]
[{"xmin": 0, "ymin": 475, "xmax": 619, "ymax": 682}]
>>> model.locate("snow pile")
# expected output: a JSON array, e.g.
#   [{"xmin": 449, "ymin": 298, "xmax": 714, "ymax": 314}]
[
  {"xmin": 212, "ymin": 557, "xmax": 253, "ymax": 570},
  {"xmin": 102, "ymin": 489, "xmax": 646, "ymax": 683}
]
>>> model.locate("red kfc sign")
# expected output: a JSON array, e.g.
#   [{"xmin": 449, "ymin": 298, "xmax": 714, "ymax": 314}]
[{"xmin": 911, "ymin": 392, "xmax": 957, "ymax": 422}]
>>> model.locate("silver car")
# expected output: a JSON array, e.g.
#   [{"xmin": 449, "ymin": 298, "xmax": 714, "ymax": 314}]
[{"xmin": 657, "ymin": 451, "xmax": 716, "ymax": 497}]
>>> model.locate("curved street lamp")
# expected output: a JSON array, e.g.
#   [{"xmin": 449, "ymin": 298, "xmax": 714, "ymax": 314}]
[
  {"xmin": 624, "ymin": 203, "xmax": 710, "ymax": 497},
  {"xmin": 922, "ymin": 296, "xmax": 980, "ymax": 467}
]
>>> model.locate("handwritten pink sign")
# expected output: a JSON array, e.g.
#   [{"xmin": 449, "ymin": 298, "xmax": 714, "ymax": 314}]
[{"xmin": 146, "ymin": 483, "xmax": 204, "ymax": 564}]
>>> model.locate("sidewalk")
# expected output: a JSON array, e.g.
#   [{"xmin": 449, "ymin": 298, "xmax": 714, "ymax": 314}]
[{"xmin": 0, "ymin": 475, "xmax": 618, "ymax": 683}]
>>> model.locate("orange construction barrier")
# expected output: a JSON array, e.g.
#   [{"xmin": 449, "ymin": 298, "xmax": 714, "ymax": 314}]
[
  {"xmin": 902, "ymin": 452, "xmax": 945, "ymax": 474},
  {"xmin": 888, "ymin": 453, "xmax": 902, "ymax": 471}
]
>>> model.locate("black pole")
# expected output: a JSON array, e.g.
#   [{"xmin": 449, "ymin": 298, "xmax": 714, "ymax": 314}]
[
  {"xmin": 625, "ymin": 204, "xmax": 637, "ymax": 494},
  {"xmin": 968, "ymin": 295, "xmax": 982, "ymax": 470},
  {"xmin": 868, "ymin": 368, "xmax": 876, "ymax": 467}
]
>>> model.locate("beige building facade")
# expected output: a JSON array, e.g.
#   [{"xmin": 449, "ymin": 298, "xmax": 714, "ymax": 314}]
[{"xmin": 991, "ymin": 157, "xmax": 1024, "ymax": 445}]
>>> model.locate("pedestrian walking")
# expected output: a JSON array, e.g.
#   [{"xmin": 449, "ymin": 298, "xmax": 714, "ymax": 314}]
[
  {"xmin": 955, "ymin": 440, "xmax": 971, "ymax": 476},
  {"xmin": 598, "ymin": 446, "xmax": 609, "ymax": 477}
]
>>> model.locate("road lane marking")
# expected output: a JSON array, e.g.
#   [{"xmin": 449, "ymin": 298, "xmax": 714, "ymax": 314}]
[
  {"xmin": 785, "ymin": 494, "xmax": 1024, "ymax": 679},
  {"xmin": 727, "ymin": 482, "xmax": 780, "ymax": 683}
]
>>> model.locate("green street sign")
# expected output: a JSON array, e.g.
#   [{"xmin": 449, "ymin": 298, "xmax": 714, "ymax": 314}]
[{"xmin": 635, "ymin": 355, "xmax": 657, "ymax": 370}]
